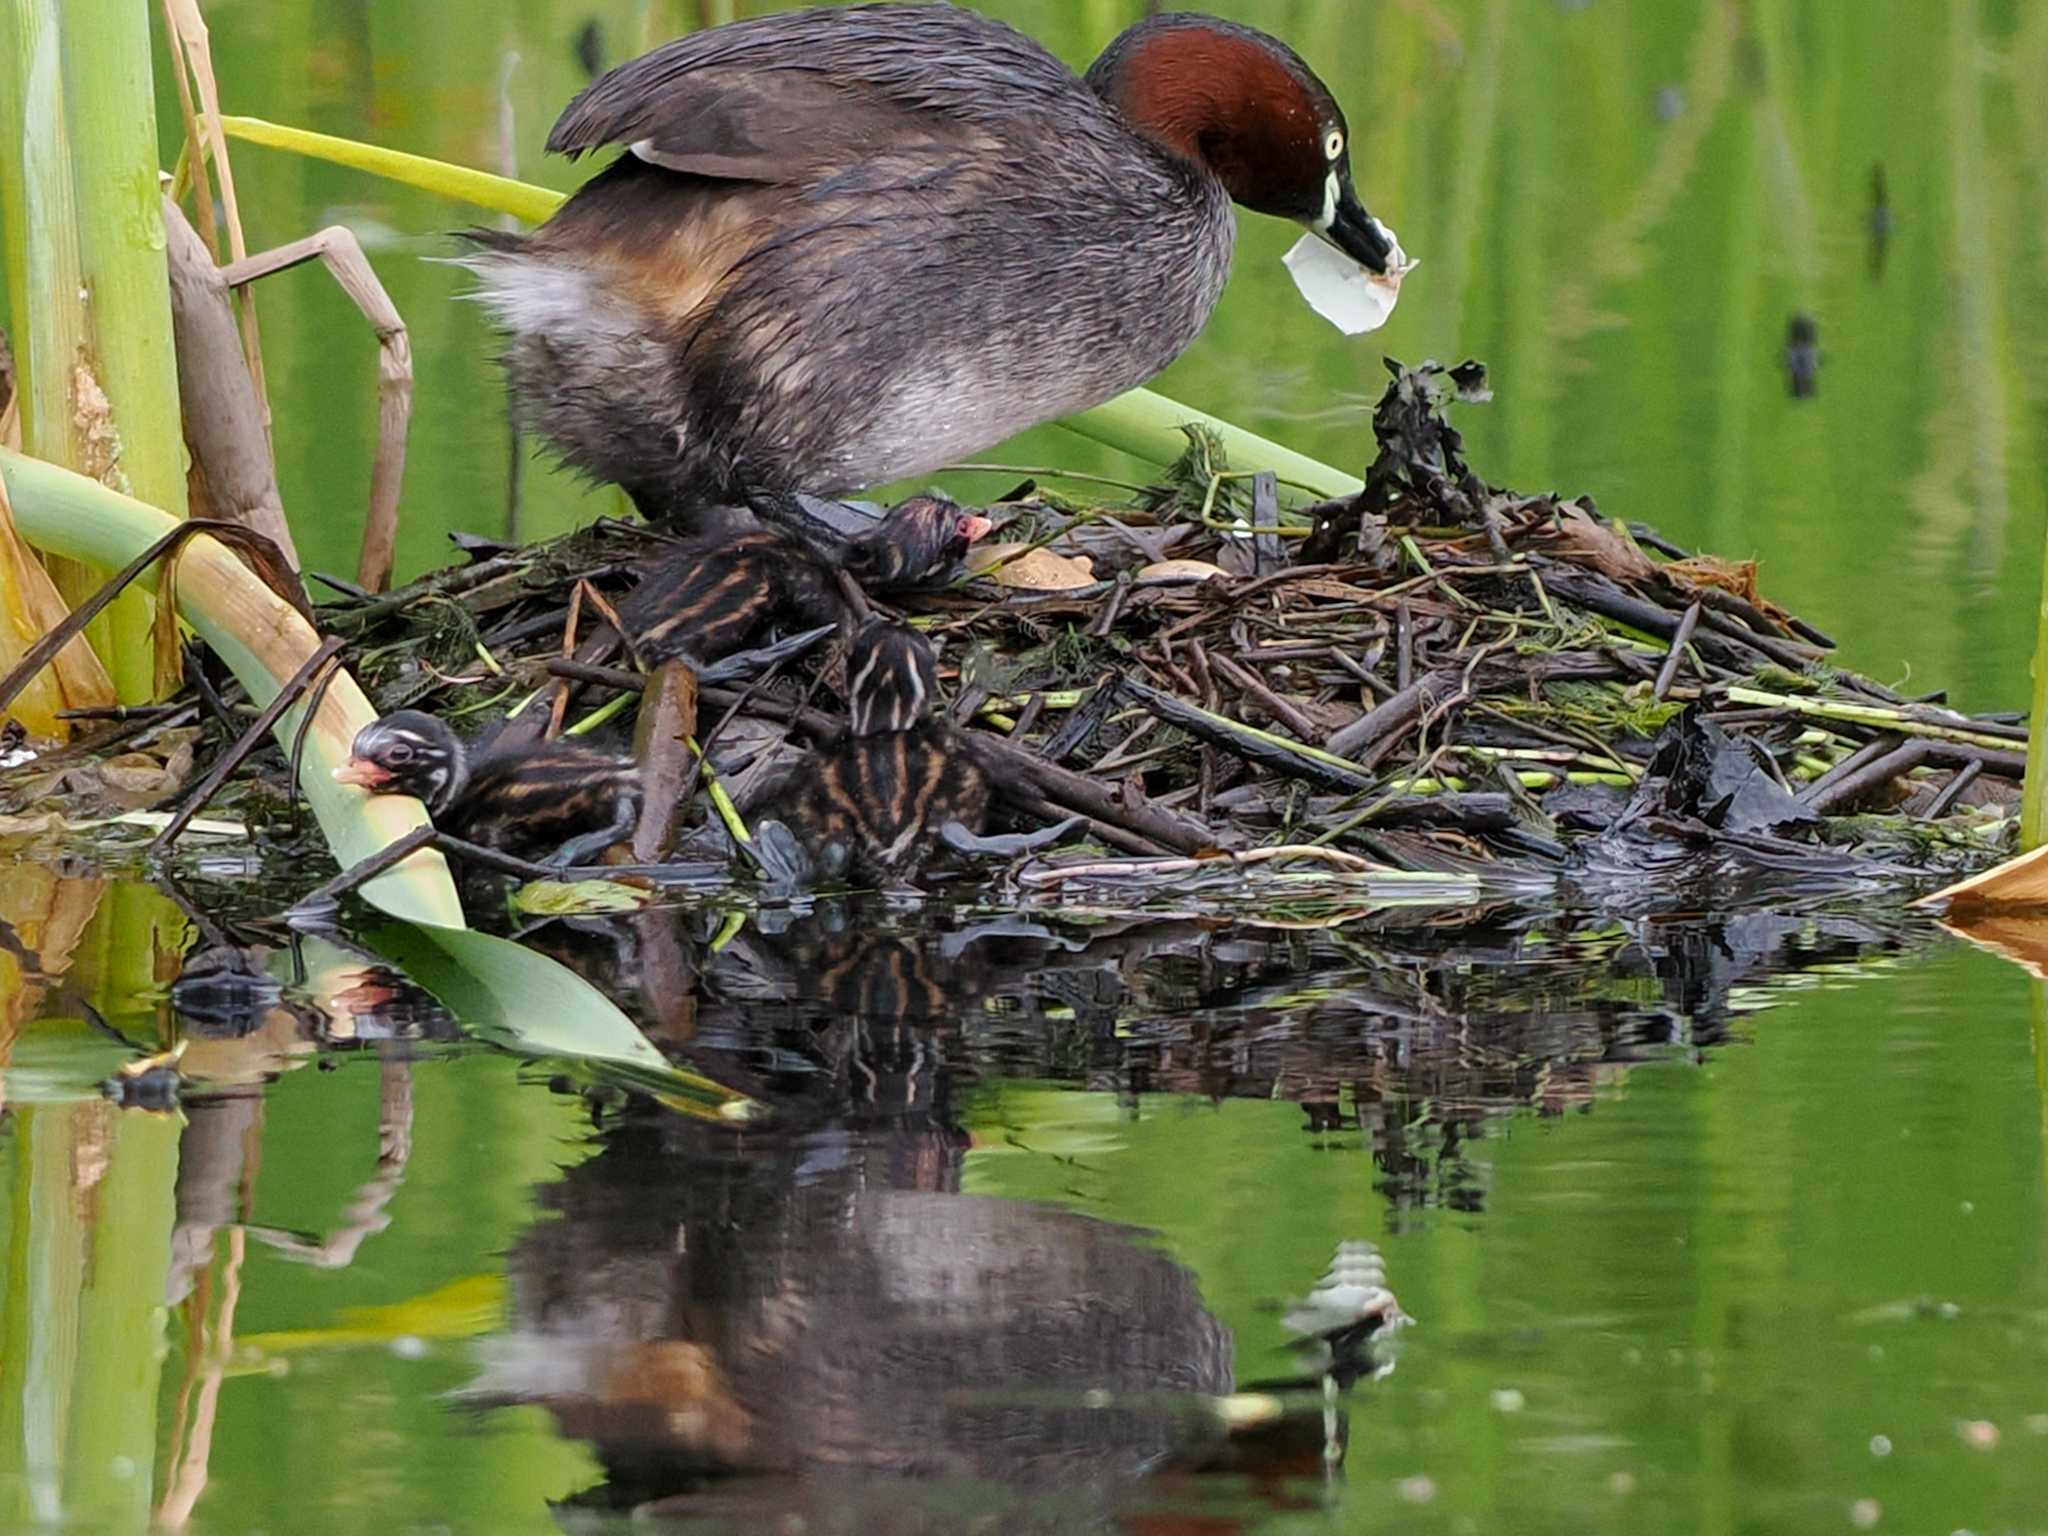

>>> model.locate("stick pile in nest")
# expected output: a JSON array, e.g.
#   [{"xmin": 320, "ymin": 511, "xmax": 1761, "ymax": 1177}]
[
  {"xmin": 312, "ymin": 360, "xmax": 2013, "ymax": 905},
  {"xmin": 5, "ymin": 361, "xmax": 2015, "ymax": 910}
]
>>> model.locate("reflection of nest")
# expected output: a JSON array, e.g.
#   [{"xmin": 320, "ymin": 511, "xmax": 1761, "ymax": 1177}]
[{"xmin": 517, "ymin": 894, "xmax": 1927, "ymax": 1226}]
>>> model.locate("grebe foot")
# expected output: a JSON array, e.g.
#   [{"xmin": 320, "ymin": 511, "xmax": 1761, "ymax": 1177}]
[{"xmin": 937, "ymin": 815, "xmax": 1086, "ymax": 859}]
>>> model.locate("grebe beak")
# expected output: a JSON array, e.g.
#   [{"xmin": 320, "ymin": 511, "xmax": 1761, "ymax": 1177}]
[
  {"xmin": 333, "ymin": 757, "xmax": 396, "ymax": 791},
  {"xmin": 1324, "ymin": 184, "xmax": 1395, "ymax": 275},
  {"xmin": 958, "ymin": 514, "xmax": 995, "ymax": 544}
]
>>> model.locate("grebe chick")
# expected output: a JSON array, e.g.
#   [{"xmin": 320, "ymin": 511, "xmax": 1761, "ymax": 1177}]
[{"xmin": 335, "ymin": 711, "xmax": 641, "ymax": 867}]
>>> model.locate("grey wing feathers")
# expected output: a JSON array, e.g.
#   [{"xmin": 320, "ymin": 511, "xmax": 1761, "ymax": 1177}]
[{"xmin": 546, "ymin": 2, "xmax": 1077, "ymax": 175}]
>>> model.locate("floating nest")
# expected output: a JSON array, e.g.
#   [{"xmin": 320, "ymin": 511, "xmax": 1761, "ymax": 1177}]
[{"xmin": 0, "ymin": 361, "xmax": 2019, "ymax": 918}]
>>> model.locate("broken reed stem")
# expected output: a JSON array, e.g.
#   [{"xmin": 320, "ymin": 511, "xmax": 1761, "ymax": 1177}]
[
  {"xmin": 1120, "ymin": 677, "xmax": 1375, "ymax": 793},
  {"xmin": 161, "ymin": 197, "xmax": 301, "ymax": 575},
  {"xmin": 1383, "ymin": 770, "xmax": 1636, "ymax": 794},
  {"xmin": 1726, "ymin": 686, "xmax": 2023, "ymax": 754},
  {"xmin": 687, "ymin": 738, "xmax": 752, "ymax": 846}
]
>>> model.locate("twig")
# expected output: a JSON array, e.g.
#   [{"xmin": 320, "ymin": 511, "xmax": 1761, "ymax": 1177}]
[
  {"xmin": 151, "ymin": 636, "xmax": 346, "ymax": 854},
  {"xmin": 1002, "ymin": 787, "xmax": 1169, "ymax": 856},
  {"xmin": 284, "ymin": 823, "xmax": 437, "ymax": 919},
  {"xmin": 546, "ymin": 657, "xmax": 642, "ymax": 693},
  {"xmin": 1800, "ymin": 740, "xmax": 1932, "ymax": 816},
  {"xmin": 968, "ymin": 731, "xmax": 1216, "ymax": 855},
  {"xmin": 1651, "ymin": 601, "xmax": 1702, "ymax": 700},
  {"xmin": 1923, "ymin": 761, "xmax": 1983, "ymax": 820},
  {"xmin": 1208, "ymin": 652, "xmax": 1323, "ymax": 745},
  {"xmin": 1038, "ymin": 681, "xmax": 1116, "ymax": 766},
  {"xmin": 1325, "ymin": 671, "xmax": 1457, "ymax": 762},
  {"xmin": 283, "ymin": 647, "xmax": 349, "ymax": 839},
  {"xmin": 336, "ymin": 552, "xmax": 528, "ymax": 627},
  {"xmin": 1794, "ymin": 733, "xmax": 1898, "ymax": 806},
  {"xmin": 1120, "ymin": 678, "xmax": 1375, "ymax": 793},
  {"xmin": 0, "ymin": 519, "xmax": 302, "ymax": 715}
]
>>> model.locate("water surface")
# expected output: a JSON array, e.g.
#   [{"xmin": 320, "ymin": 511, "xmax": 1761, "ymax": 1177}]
[{"xmin": 4, "ymin": 888, "xmax": 2047, "ymax": 1531}]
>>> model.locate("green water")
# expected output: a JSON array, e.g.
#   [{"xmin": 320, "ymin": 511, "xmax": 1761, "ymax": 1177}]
[
  {"xmin": 5, "ymin": 0, "xmax": 2048, "ymax": 1530},
  {"xmin": 4, "ymin": 892, "xmax": 2047, "ymax": 1532}
]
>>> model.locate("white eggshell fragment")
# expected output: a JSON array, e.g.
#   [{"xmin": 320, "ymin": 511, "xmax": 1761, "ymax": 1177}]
[{"xmin": 1283, "ymin": 224, "xmax": 1418, "ymax": 336}]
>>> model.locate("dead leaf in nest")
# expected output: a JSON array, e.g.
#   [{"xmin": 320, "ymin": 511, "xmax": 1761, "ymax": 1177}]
[
  {"xmin": 967, "ymin": 543, "xmax": 1096, "ymax": 591},
  {"xmin": 98, "ymin": 746, "xmax": 192, "ymax": 802},
  {"xmin": 1664, "ymin": 555, "xmax": 1794, "ymax": 626},
  {"xmin": 0, "ymin": 812, "xmax": 65, "ymax": 843},
  {"xmin": 1529, "ymin": 508, "xmax": 1664, "ymax": 586},
  {"xmin": 1136, "ymin": 559, "xmax": 1230, "ymax": 584}
]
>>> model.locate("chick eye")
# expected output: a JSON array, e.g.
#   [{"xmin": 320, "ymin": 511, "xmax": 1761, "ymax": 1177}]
[
  {"xmin": 1325, "ymin": 129, "xmax": 1345, "ymax": 160},
  {"xmin": 387, "ymin": 743, "xmax": 414, "ymax": 764}
]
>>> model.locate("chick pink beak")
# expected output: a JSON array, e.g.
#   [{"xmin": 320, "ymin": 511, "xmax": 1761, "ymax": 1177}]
[
  {"xmin": 958, "ymin": 514, "xmax": 994, "ymax": 544},
  {"xmin": 332, "ymin": 757, "xmax": 395, "ymax": 791}
]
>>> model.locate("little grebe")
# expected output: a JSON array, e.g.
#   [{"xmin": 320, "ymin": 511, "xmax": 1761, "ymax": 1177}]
[
  {"xmin": 620, "ymin": 494, "xmax": 990, "ymax": 666},
  {"xmin": 335, "ymin": 711, "xmax": 641, "ymax": 867},
  {"xmin": 754, "ymin": 620, "xmax": 990, "ymax": 885},
  {"xmin": 464, "ymin": 4, "xmax": 1394, "ymax": 528}
]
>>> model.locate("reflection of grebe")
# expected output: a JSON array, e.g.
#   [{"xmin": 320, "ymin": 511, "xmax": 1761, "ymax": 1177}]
[{"xmin": 463, "ymin": 1113, "xmax": 1234, "ymax": 1517}]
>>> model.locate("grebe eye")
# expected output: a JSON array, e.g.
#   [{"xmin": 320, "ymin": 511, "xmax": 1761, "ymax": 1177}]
[
  {"xmin": 1325, "ymin": 130, "xmax": 1345, "ymax": 160},
  {"xmin": 387, "ymin": 743, "xmax": 414, "ymax": 764}
]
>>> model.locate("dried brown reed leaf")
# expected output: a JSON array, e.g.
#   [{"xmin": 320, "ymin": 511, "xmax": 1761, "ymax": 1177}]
[
  {"xmin": 160, "ymin": 0, "xmax": 270, "ymax": 420},
  {"xmin": 1664, "ymin": 555, "xmax": 1795, "ymax": 626},
  {"xmin": 0, "ymin": 467, "xmax": 116, "ymax": 735}
]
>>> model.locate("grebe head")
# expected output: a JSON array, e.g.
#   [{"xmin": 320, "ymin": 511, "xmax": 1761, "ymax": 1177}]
[
  {"xmin": 1087, "ymin": 14, "xmax": 1394, "ymax": 274},
  {"xmin": 845, "ymin": 495, "xmax": 994, "ymax": 589},
  {"xmin": 333, "ymin": 711, "xmax": 466, "ymax": 814},
  {"xmin": 845, "ymin": 619, "xmax": 941, "ymax": 739}
]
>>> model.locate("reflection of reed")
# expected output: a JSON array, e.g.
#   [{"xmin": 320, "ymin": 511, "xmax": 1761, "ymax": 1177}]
[
  {"xmin": 0, "ymin": 870, "xmax": 109, "ymax": 1116},
  {"xmin": 248, "ymin": 1057, "xmax": 413, "ymax": 1268},
  {"xmin": 155, "ymin": 1052, "xmax": 414, "ymax": 1521},
  {"xmin": 0, "ymin": 880, "xmax": 185, "ymax": 1531},
  {"xmin": 1545, "ymin": 0, "xmax": 1741, "ymax": 350},
  {"xmin": 157, "ymin": 1228, "xmax": 246, "ymax": 1529},
  {"xmin": 158, "ymin": 1088, "xmax": 264, "ymax": 1528},
  {"xmin": 1906, "ymin": 0, "xmax": 2015, "ymax": 587}
]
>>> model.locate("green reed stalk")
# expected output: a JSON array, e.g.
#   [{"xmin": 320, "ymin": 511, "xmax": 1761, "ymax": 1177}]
[
  {"xmin": 0, "ymin": 0, "xmax": 186, "ymax": 699},
  {"xmin": 0, "ymin": 448, "xmax": 465, "ymax": 926},
  {"xmin": 2024, "ymin": 553, "xmax": 2048, "ymax": 848},
  {"xmin": 0, "ymin": 883, "xmax": 186, "ymax": 1531}
]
